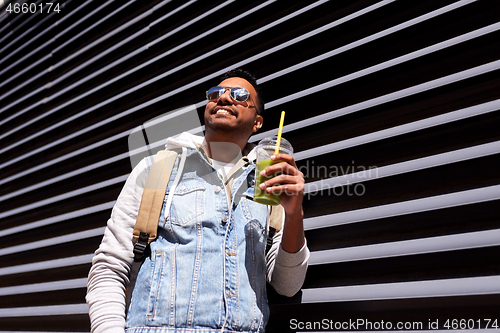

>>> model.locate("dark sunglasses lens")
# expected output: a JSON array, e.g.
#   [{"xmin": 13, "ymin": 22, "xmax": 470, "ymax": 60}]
[
  {"xmin": 206, "ymin": 87, "xmax": 223, "ymax": 100},
  {"xmin": 231, "ymin": 88, "xmax": 249, "ymax": 102}
]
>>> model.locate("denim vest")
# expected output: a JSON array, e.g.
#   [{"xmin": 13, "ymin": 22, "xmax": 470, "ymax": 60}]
[{"xmin": 126, "ymin": 147, "xmax": 270, "ymax": 333}]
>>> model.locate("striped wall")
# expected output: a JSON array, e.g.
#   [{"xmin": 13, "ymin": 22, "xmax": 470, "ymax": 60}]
[{"xmin": 1, "ymin": 0, "xmax": 499, "ymax": 331}]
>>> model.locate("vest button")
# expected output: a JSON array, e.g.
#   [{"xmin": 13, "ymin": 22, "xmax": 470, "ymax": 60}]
[
  {"xmin": 221, "ymin": 216, "xmax": 228, "ymax": 223},
  {"xmin": 214, "ymin": 186, "xmax": 221, "ymax": 193}
]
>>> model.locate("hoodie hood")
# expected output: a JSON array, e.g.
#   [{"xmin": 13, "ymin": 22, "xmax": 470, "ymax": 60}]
[
  {"xmin": 165, "ymin": 132, "xmax": 205, "ymax": 150},
  {"xmin": 164, "ymin": 132, "xmax": 257, "ymax": 163}
]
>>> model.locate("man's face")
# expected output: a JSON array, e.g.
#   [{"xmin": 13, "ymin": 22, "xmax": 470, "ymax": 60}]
[{"xmin": 204, "ymin": 77, "xmax": 263, "ymax": 139}]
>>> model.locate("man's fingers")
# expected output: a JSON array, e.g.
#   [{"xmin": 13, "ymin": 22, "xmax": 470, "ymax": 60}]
[
  {"xmin": 262, "ymin": 161, "xmax": 302, "ymax": 177},
  {"xmin": 265, "ymin": 183, "xmax": 305, "ymax": 195},
  {"xmin": 258, "ymin": 153, "xmax": 305, "ymax": 196},
  {"xmin": 271, "ymin": 153, "xmax": 297, "ymax": 167},
  {"xmin": 259, "ymin": 174, "xmax": 295, "ymax": 187},
  {"xmin": 260, "ymin": 174, "xmax": 305, "ymax": 190}
]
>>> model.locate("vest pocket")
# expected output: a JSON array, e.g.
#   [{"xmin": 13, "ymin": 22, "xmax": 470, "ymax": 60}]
[{"xmin": 165, "ymin": 178, "xmax": 205, "ymax": 226}]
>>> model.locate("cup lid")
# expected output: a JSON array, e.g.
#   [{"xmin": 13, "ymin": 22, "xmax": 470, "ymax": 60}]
[{"xmin": 257, "ymin": 136, "xmax": 293, "ymax": 154}]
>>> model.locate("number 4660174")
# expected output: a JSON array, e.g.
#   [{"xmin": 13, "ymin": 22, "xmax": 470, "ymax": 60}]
[
  {"xmin": 444, "ymin": 319, "xmax": 498, "ymax": 330},
  {"xmin": 5, "ymin": 3, "xmax": 61, "ymax": 14}
]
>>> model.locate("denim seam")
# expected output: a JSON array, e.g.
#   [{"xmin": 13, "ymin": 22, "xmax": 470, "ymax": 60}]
[
  {"xmin": 249, "ymin": 222, "xmax": 257, "ymax": 332},
  {"xmin": 169, "ymin": 244, "xmax": 177, "ymax": 326},
  {"xmin": 147, "ymin": 251, "xmax": 164, "ymax": 320},
  {"xmin": 186, "ymin": 201, "xmax": 203, "ymax": 327}
]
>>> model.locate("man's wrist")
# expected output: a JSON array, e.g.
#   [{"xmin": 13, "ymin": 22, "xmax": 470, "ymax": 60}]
[{"xmin": 284, "ymin": 207, "xmax": 304, "ymax": 221}]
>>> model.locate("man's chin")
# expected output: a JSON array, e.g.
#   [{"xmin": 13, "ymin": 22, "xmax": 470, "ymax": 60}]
[{"xmin": 205, "ymin": 120, "xmax": 237, "ymax": 134}]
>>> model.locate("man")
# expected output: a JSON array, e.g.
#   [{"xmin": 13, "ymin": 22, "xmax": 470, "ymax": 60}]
[{"xmin": 86, "ymin": 69, "xmax": 309, "ymax": 333}]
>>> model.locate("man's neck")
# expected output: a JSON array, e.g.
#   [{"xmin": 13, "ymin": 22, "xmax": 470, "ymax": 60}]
[{"xmin": 204, "ymin": 132, "xmax": 248, "ymax": 163}]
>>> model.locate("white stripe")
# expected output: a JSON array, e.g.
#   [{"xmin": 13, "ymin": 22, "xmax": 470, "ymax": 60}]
[
  {"xmin": 3, "ymin": 138, "xmax": 496, "ymax": 244},
  {"xmin": 304, "ymin": 184, "xmax": 500, "ymax": 230},
  {"xmin": 299, "ymin": 98, "xmax": 500, "ymax": 163},
  {"xmin": 254, "ymin": 58, "xmax": 500, "ymax": 141},
  {"xmin": 0, "ymin": 55, "xmax": 50, "ymax": 108},
  {"xmin": 0, "ymin": 0, "xmax": 167, "ymax": 121},
  {"xmin": 0, "ymin": 0, "xmax": 96, "ymax": 67},
  {"xmin": 2, "ymin": 0, "xmax": 480, "ymax": 129},
  {"xmin": 0, "ymin": 129, "xmax": 130, "ymax": 186},
  {"xmin": 0, "ymin": 175, "xmax": 127, "ymax": 220},
  {"xmin": 0, "ymin": 104, "xmax": 197, "ymax": 194},
  {"xmin": 301, "ymin": 275, "xmax": 500, "ymax": 303},
  {"xmin": 3, "ymin": 25, "xmax": 494, "ymax": 175},
  {"xmin": 0, "ymin": 142, "xmax": 500, "ymax": 254},
  {"xmin": 44, "ymin": 0, "xmax": 196, "ymax": 98},
  {"xmin": 0, "ymin": 5, "xmax": 56, "ymax": 57},
  {"xmin": 0, "ymin": 27, "xmax": 148, "ymax": 122},
  {"xmin": 0, "ymin": 304, "xmax": 88, "ymax": 317},
  {"xmin": 0, "ymin": 151, "xmax": 130, "ymax": 202},
  {"xmin": 0, "ymin": 278, "xmax": 87, "ymax": 296},
  {"xmin": 0, "ymin": 125, "xmax": 198, "ymax": 203},
  {"xmin": 0, "ymin": 227, "xmax": 105, "ymax": 257},
  {"xmin": 305, "ymin": 140, "xmax": 500, "ymax": 192},
  {"xmin": 259, "ymin": 0, "xmax": 477, "ymax": 84},
  {"xmin": 0, "ymin": 5, "xmax": 27, "ymax": 37},
  {"xmin": 0, "ymin": 6, "xmax": 491, "ymax": 188},
  {"xmin": 0, "ymin": 1, "xmax": 484, "ymax": 213},
  {"xmin": 0, "ymin": 0, "xmax": 309, "ymax": 142},
  {"xmin": 0, "ymin": 254, "xmax": 94, "ymax": 276},
  {"xmin": 309, "ymin": 229, "xmax": 500, "ymax": 265},
  {"xmin": 0, "ymin": 103, "xmax": 196, "ymax": 188},
  {"xmin": 0, "ymin": 0, "xmax": 135, "ymax": 84},
  {"xmin": 2, "ymin": 88, "xmax": 497, "ymax": 211},
  {"xmin": 264, "ymin": 1, "xmax": 479, "ymax": 110},
  {"xmin": 0, "ymin": 202, "xmax": 113, "ymax": 238},
  {"xmin": 0, "ymin": 1, "xmax": 121, "ymax": 97},
  {"xmin": 51, "ymin": 0, "xmax": 175, "ymax": 68},
  {"xmin": 0, "ymin": 0, "xmax": 369, "ymax": 156},
  {"xmin": 0, "ymin": 0, "xmax": 45, "ymax": 45},
  {"xmin": 0, "ymin": 0, "xmax": 229, "ymax": 129}
]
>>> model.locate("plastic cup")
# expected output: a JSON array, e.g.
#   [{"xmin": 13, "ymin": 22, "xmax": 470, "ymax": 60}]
[{"xmin": 253, "ymin": 136, "xmax": 293, "ymax": 205}]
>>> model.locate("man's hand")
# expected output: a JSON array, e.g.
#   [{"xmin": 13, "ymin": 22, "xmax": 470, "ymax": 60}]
[
  {"xmin": 258, "ymin": 153, "xmax": 305, "ymax": 253},
  {"xmin": 258, "ymin": 153, "xmax": 305, "ymax": 215}
]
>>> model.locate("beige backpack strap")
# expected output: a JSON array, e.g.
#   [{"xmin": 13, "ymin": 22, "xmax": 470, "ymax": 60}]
[
  {"xmin": 126, "ymin": 150, "xmax": 178, "ymax": 313},
  {"xmin": 265, "ymin": 204, "xmax": 284, "ymax": 254},
  {"xmin": 269, "ymin": 204, "xmax": 284, "ymax": 233},
  {"xmin": 133, "ymin": 150, "xmax": 178, "ymax": 244}
]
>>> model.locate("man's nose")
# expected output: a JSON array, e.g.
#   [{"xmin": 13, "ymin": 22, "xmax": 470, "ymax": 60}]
[{"xmin": 218, "ymin": 89, "xmax": 232, "ymax": 103}]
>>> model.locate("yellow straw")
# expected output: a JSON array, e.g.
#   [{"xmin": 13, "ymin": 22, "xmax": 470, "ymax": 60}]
[{"xmin": 274, "ymin": 111, "xmax": 285, "ymax": 155}]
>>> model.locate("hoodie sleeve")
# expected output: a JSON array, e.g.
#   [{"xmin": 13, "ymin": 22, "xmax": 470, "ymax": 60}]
[
  {"xmin": 86, "ymin": 157, "xmax": 151, "ymax": 333},
  {"xmin": 265, "ymin": 213, "xmax": 310, "ymax": 297}
]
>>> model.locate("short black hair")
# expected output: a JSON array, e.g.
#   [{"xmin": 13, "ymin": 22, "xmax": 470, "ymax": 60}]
[{"xmin": 219, "ymin": 69, "xmax": 264, "ymax": 115}]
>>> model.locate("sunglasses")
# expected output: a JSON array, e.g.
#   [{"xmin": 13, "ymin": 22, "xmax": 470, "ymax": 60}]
[{"xmin": 206, "ymin": 86, "xmax": 257, "ymax": 106}]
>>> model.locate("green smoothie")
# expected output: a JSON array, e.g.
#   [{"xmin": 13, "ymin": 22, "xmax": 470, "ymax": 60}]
[{"xmin": 254, "ymin": 158, "xmax": 281, "ymax": 205}]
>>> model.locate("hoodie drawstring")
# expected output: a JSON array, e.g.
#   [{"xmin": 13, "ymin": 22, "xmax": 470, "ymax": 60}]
[{"xmin": 162, "ymin": 147, "xmax": 187, "ymax": 227}]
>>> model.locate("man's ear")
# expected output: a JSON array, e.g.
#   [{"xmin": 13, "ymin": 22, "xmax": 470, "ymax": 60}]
[{"xmin": 252, "ymin": 114, "xmax": 263, "ymax": 132}]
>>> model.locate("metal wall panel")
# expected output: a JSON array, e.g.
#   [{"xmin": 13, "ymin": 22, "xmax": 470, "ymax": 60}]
[{"xmin": 0, "ymin": 0, "xmax": 499, "ymax": 331}]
